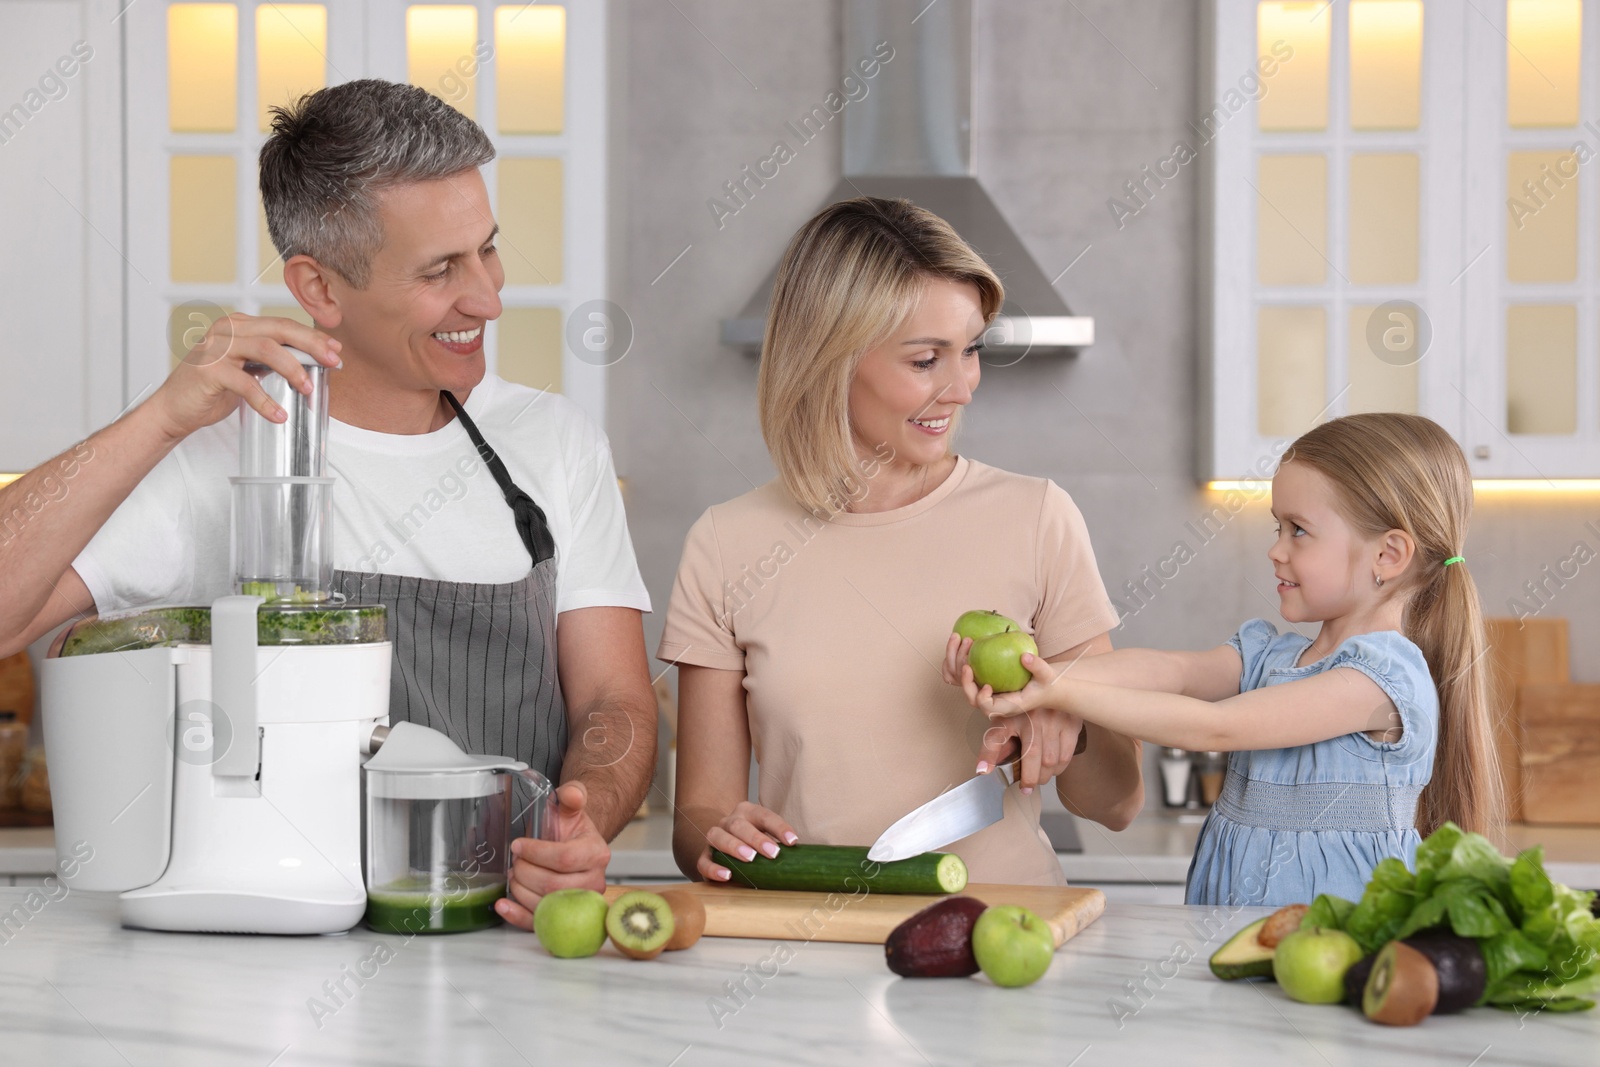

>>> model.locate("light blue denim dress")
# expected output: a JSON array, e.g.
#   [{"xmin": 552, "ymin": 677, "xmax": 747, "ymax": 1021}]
[{"xmin": 1184, "ymin": 618, "xmax": 1439, "ymax": 907}]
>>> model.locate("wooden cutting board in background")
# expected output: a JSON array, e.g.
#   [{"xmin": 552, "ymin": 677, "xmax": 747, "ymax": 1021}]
[
  {"xmin": 603, "ymin": 882, "xmax": 1105, "ymax": 948},
  {"xmin": 1485, "ymin": 617, "xmax": 1570, "ymax": 823},
  {"xmin": 1519, "ymin": 683, "xmax": 1600, "ymax": 825},
  {"xmin": 0, "ymin": 651, "xmax": 34, "ymax": 726}
]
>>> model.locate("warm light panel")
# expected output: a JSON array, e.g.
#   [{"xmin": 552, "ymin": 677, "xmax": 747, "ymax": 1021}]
[
  {"xmin": 1507, "ymin": 0, "xmax": 1582, "ymax": 127},
  {"xmin": 1257, "ymin": 305, "xmax": 1327, "ymax": 437},
  {"xmin": 498, "ymin": 157, "xmax": 563, "ymax": 285},
  {"xmin": 1346, "ymin": 305, "xmax": 1419, "ymax": 414},
  {"xmin": 1506, "ymin": 150, "xmax": 1579, "ymax": 282},
  {"xmin": 496, "ymin": 5, "xmax": 565, "ymax": 134},
  {"xmin": 1257, "ymin": 2, "xmax": 1330, "ymax": 130},
  {"xmin": 1348, "ymin": 153, "xmax": 1419, "ymax": 284},
  {"xmin": 257, "ymin": 4, "xmax": 327, "ymax": 132},
  {"xmin": 1505, "ymin": 304, "xmax": 1577, "ymax": 434},
  {"xmin": 407, "ymin": 6, "xmax": 479, "ymax": 118},
  {"xmin": 1257, "ymin": 154, "xmax": 1328, "ymax": 285},
  {"xmin": 1349, "ymin": 1, "xmax": 1423, "ymax": 129},
  {"xmin": 497, "ymin": 307, "xmax": 564, "ymax": 393},
  {"xmin": 168, "ymin": 4, "xmax": 238, "ymax": 132},
  {"xmin": 170, "ymin": 156, "xmax": 237, "ymax": 282}
]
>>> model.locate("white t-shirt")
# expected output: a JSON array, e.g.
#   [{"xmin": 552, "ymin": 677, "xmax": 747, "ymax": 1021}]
[{"xmin": 75, "ymin": 375, "xmax": 652, "ymax": 617}]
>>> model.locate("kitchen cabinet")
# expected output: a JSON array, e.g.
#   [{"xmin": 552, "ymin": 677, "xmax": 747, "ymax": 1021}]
[
  {"xmin": 0, "ymin": 0, "xmax": 123, "ymax": 471},
  {"xmin": 1203, "ymin": 0, "xmax": 1600, "ymax": 481}
]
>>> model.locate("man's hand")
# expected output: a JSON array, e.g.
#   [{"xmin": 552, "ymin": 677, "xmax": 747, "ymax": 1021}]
[
  {"xmin": 149, "ymin": 312, "xmax": 342, "ymax": 442},
  {"xmin": 496, "ymin": 781, "xmax": 610, "ymax": 931}
]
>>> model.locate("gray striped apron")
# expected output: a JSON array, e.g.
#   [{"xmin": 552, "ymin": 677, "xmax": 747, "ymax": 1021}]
[{"xmin": 332, "ymin": 391, "xmax": 566, "ymax": 782}]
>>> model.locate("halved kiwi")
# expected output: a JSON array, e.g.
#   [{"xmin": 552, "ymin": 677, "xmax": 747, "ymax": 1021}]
[
  {"xmin": 606, "ymin": 891, "xmax": 676, "ymax": 960},
  {"xmin": 660, "ymin": 890, "xmax": 706, "ymax": 951},
  {"xmin": 1362, "ymin": 941, "xmax": 1439, "ymax": 1026}
]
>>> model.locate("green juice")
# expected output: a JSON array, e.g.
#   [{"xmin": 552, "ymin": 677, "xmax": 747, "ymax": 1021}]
[{"xmin": 365, "ymin": 877, "xmax": 507, "ymax": 934}]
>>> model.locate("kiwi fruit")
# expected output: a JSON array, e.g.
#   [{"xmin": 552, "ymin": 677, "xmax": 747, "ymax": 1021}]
[
  {"xmin": 1257, "ymin": 904, "xmax": 1310, "ymax": 949},
  {"xmin": 660, "ymin": 890, "xmax": 706, "ymax": 951},
  {"xmin": 1362, "ymin": 941, "xmax": 1438, "ymax": 1026},
  {"xmin": 606, "ymin": 891, "xmax": 676, "ymax": 960}
]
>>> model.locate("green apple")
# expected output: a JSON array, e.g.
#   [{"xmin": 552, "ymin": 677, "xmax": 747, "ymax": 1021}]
[
  {"xmin": 968, "ymin": 630, "xmax": 1039, "ymax": 693},
  {"xmin": 533, "ymin": 888, "xmax": 610, "ymax": 958},
  {"xmin": 1273, "ymin": 927, "xmax": 1365, "ymax": 1004},
  {"xmin": 952, "ymin": 610, "xmax": 1021, "ymax": 642},
  {"xmin": 972, "ymin": 905, "xmax": 1054, "ymax": 988}
]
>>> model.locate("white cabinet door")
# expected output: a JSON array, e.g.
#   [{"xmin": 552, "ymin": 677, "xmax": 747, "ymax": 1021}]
[{"xmin": 0, "ymin": 0, "xmax": 122, "ymax": 471}]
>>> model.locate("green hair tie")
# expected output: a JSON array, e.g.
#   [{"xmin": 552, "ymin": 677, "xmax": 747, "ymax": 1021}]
[{"xmin": 1443, "ymin": 556, "xmax": 1465, "ymax": 567}]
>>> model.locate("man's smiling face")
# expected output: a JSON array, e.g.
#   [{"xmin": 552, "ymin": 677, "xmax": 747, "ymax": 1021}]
[{"xmin": 328, "ymin": 169, "xmax": 504, "ymax": 398}]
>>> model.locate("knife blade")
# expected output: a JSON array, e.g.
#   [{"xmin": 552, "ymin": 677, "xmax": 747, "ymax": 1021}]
[{"xmin": 867, "ymin": 742, "xmax": 1020, "ymax": 862}]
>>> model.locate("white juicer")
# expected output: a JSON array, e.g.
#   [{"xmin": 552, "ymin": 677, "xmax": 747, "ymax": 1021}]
[{"xmin": 41, "ymin": 354, "xmax": 549, "ymax": 935}]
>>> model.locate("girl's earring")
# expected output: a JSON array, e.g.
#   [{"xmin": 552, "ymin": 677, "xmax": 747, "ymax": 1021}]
[{"xmin": 1374, "ymin": 573, "xmax": 1385, "ymax": 588}]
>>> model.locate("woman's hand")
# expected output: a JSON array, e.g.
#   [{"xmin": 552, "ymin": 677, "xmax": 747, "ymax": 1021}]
[
  {"xmin": 960, "ymin": 650, "xmax": 1064, "ymax": 719},
  {"xmin": 695, "ymin": 801, "xmax": 799, "ymax": 882},
  {"xmin": 942, "ymin": 632, "xmax": 975, "ymax": 685},
  {"xmin": 974, "ymin": 708, "xmax": 1084, "ymax": 793}
]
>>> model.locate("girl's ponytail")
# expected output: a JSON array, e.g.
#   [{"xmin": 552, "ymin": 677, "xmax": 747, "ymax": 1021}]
[{"xmin": 1405, "ymin": 560, "xmax": 1503, "ymax": 837}]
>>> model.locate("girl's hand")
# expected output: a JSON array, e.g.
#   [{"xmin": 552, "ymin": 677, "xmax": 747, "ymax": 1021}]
[
  {"xmin": 942, "ymin": 632, "xmax": 975, "ymax": 685},
  {"xmin": 960, "ymin": 651, "xmax": 1064, "ymax": 719},
  {"xmin": 974, "ymin": 709, "xmax": 1085, "ymax": 793},
  {"xmin": 695, "ymin": 801, "xmax": 799, "ymax": 882}
]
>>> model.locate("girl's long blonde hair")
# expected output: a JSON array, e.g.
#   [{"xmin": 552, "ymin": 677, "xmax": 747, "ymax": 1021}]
[
  {"xmin": 757, "ymin": 197, "xmax": 1003, "ymax": 513},
  {"xmin": 1283, "ymin": 413, "xmax": 1502, "ymax": 838}
]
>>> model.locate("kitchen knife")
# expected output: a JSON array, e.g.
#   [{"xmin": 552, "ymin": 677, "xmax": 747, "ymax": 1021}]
[{"xmin": 867, "ymin": 742, "xmax": 1020, "ymax": 862}]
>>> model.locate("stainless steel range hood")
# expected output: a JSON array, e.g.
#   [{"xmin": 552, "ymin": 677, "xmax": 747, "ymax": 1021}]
[{"xmin": 720, "ymin": 0, "xmax": 1093, "ymax": 356}]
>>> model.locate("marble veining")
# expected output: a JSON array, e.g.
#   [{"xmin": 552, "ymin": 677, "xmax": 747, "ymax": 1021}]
[{"xmin": 0, "ymin": 892, "xmax": 1592, "ymax": 1065}]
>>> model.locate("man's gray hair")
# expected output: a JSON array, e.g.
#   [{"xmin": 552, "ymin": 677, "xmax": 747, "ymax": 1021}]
[{"xmin": 259, "ymin": 79, "xmax": 495, "ymax": 288}]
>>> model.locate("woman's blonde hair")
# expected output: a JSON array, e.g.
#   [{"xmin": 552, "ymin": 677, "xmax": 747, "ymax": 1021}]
[
  {"xmin": 757, "ymin": 197, "xmax": 1003, "ymax": 513},
  {"xmin": 1282, "ymin": 413, "xmax": 1502, "ymax": 838}
]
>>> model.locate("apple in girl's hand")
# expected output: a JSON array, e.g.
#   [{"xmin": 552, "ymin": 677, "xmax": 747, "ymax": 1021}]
[
  {"xmin": 968, "ymin": 631, "xmax": 1040, "ymax": 693},
  {"xmin": 952, "ymin": 610, "xmax": 1021, "ymax": 641},
  {"xmin": 972, "ymin": 905, "xmax": 1054, "ymax": 987}
]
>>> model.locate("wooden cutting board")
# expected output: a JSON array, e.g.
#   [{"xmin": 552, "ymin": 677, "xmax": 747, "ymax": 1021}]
[
  {"xmin": 0, "ymin": 650, "xmax": 34, "ymax": 726},
  {"xmin": 603, "ymin": 882, "xmax": 1104, "ymax": 948},
  {"xmin": 1486, "ymin": 617, "xmax": 1570, "ymax": 822},
  {"xmin": 1519, "ymin": 683, "xmax": 1600, "ymax": 825}
]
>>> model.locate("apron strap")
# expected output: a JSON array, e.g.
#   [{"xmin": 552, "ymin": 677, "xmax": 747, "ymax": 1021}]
[{"xmin": 442, "ymin": 390, "xmax": 556, "ymax": 568}]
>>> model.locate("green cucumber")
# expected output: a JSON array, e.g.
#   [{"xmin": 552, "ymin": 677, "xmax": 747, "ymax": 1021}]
[{"xmin": 711, "ymin": 844, "xmax": 967, "ymax": 895}]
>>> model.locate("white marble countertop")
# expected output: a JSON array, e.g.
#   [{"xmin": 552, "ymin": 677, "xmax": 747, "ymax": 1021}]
[
  {"xmin": 0, "ymin": 891, "xmax": 1592, "ymax": 1065},
  {"xmin": 611, "ymin": 812, "xmax": 1600, "ymax": 889}
]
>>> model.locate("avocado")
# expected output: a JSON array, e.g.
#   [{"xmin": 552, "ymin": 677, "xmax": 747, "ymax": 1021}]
[
  {"xmin": 1209, "ymin": 916, "xmax": 1276, "ymax": 980},
  {"xmin": 884, "ymin": 896, "xmax": 988, "ymax": 978},
  {"xmin": 1402, "ymin": 930, "xmax": 1487, "ymax": 1013},
  {"xmin": 1344, "ymin": 953, "xmax": 1377, "ymax": 1004}
]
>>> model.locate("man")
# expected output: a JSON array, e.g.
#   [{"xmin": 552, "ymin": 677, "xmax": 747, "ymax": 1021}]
[{"xmin": 0, "ymin": 80, "xmax": 654, "ymax": 929}]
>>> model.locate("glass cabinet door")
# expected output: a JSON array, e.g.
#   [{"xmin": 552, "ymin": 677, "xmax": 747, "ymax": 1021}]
[
  {"xmin": 1207, "ymin": 0, "xmax": 1466, "ymax": 480},
  {"xmin": 1460, "ymin": 0, "xmax": 1600, "ymax": 477}
]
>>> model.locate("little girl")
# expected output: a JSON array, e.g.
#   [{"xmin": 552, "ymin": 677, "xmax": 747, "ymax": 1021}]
[{"xmin": 953, "ymin": 413, "xmax": 1502, "ymax": 906}]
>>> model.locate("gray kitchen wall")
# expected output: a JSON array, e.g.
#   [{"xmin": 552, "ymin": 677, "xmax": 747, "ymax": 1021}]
[{"xmin": 607, "ymin": 1, "xmax": 1599, "ymax": 809}]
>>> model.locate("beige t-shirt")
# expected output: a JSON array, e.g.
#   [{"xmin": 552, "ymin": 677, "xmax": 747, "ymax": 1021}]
[{"xmin": 658, "ymin": 456, "xmax": 1121, "ymax": 886}]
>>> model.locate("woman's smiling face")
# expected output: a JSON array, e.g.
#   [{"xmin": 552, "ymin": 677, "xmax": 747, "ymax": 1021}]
[{"xmin": 846, "ymin": 277, "xmax": 986, "ymax": 468}]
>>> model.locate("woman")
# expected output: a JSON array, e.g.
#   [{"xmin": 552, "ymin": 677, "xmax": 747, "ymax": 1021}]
[{"xmin": 660, "ymin": 198, "xmax": 1143, "ymax": 886}]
